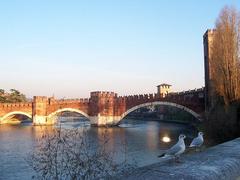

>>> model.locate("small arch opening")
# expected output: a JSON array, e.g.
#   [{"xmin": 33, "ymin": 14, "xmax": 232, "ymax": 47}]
[
  {"xmin": 48, "ymin": 108, "xmax": 91, "ymax": 128},
  {"xmin": 1, "ymin": 112, "xmax": 32, "ymax": 125}
]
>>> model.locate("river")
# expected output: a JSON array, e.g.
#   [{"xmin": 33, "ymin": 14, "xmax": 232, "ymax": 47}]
[{"xmin": 0, "ymin": 118, "xmax": 197, "ymax": 180}]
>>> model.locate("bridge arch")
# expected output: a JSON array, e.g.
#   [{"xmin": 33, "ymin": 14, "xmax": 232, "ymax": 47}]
[
  {"xmin": 47, "ymin": 108, "xmax": 90, "ymax": 120},
  {"xmin": 0, "ymin": 111, "xmax": 32, "ymax": 124},
  {"xmin": 120, "ymin": 101, "xmax": 201, "ymax": 122}
]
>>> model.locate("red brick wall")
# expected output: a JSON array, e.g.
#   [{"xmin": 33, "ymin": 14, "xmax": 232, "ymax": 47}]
[
  {"xmin": 0, "ymin": 88, "xmax": 205, "ymax": 120},
  {"xmin": 0, "ymin": 102, "xmax": 32, "ymax": 117}
]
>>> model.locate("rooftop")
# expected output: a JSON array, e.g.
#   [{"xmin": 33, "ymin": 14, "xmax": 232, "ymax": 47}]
[{"xmin": 157, "ymin": 83, "xmax": 172, "ymax": 87}]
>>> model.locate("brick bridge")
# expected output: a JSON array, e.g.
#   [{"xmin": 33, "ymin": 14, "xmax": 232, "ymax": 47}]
[{"xmin": 0, "ymin": 87, "xmax": 205, "ymax": 126}]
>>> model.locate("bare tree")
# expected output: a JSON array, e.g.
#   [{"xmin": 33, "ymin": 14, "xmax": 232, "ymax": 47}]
[
  {"xmin": 211, "ymin": 6, "xmax": 240, "ymax": 105},
  {"xmin": 28, "ymin": 128, "xmax": 135, "ymax": 180},
  {"xmin": 204, "ymin": 6, "xmax": 240, "ymax": 143}
]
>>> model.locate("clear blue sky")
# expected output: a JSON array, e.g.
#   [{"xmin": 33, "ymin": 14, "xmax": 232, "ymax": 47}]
[{"xmin": 0, "ymin": 0, "xmax": 239, "ymax": 98}]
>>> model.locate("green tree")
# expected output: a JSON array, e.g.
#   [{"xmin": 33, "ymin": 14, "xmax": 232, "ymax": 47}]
[
  {"xmin": 0, "ymin": 89, "xmax": 6, "ymax": 103},
  {"xmin": 8, "ymin": 89, "xmax": 26, "ymax": 102},
  {"xmin": 0, "ymin": 89, "xmax": 5, "ymax": 94},
  {"xmin": 0, "ymin": 89, "xmax": 27, "ymax": 103}
]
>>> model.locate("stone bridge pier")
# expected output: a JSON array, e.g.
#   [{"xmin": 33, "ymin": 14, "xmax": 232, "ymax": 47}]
[
  {"xmin": 32, "ymin": 92, "xmax": 126, "ymax": 126},
  {"xmin": 88, "ymin": 92, "xmax": 126, "ymax": 126},
  {"xmin": 33, "ymin": 96, "xmax": 54, "ymax": 125}
]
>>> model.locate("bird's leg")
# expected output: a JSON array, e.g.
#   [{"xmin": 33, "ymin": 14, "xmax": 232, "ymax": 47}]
[
  {"xmin": 199, "ymin": 146, "xmax": 203, "ymax": 152},
  {"xmin": 172, "ymin": 155, "xmax": 177, "ymax": 163},
  {"xmin": 175, "ymin": 155, "xmax": 181, "ymax": 163}
]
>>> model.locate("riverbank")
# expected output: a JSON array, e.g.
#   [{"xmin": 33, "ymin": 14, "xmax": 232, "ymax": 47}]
[{"xmin": 115, "ymin": 137, "xmax": 240, "ymax": 180}]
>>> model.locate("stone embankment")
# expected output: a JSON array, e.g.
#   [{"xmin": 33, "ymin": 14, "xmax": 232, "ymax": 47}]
[{"xmin": 116, "ymin": 138, "xmax": 240, "ymax": 180}]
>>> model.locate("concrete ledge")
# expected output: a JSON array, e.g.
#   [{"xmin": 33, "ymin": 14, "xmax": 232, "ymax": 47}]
[{"xmin": 116, "ymin": 138, "xmax": 240, "ymax": 180}]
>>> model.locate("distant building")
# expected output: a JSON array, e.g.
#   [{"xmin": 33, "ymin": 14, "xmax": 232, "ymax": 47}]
[
  {"xmin": 157, "ymin": 83, "xmax": 171, "ymax": 98},
  {"xmin": 203, "ymin": 29, "xmax": 216, "ymax": 110}
]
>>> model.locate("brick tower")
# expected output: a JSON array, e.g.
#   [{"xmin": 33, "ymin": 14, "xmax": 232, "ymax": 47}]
[{"xmin": 203, "ymin": 29, "xmax": 215, "ymax": 110}]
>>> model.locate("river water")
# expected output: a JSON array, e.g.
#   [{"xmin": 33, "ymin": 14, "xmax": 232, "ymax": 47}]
[{"xmin": 0, "ymin": 118, "xmax": 197, "ymax": 180}]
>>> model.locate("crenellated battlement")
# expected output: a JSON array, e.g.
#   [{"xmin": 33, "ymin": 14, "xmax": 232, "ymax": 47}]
[
  {"xmin": 48, "ymin": 98, "xmax": 89, "ymax": 104},
  {"xmin": 168, "ymin": 87, "xmax": 204, "ymax": 96},
  {"xmin": 0, "ymin": 102, "xmax": 32, "ymax": 108},
  {"xmin": 33, "ymin": 96, "xmax": 48, "ymax": 102},
  {"xmin": 120, "ymin": 93, "xmax": 158, "ymax": 101},
  {"xmin": 90, "ymin": 91, "xmax": 117, "ymax": 98},
  {"xmin": 0, "ymin": 87, "xmax": 205, "ymax": 126}
]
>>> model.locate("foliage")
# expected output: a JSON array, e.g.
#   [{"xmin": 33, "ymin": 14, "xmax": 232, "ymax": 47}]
[
  {"xmin": 28, "ymin": 128, "xmax": 135, "ymax": 180},
  {"xmin": 0, "ymin": 88, "xmax": 27, "ymax": 103},
  {"xmin": 0, "ymin": 89, "xmax": 5, "ymax": 94}
]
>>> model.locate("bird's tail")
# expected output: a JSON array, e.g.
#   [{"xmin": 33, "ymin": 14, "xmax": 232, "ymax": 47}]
[{"xmin": 158, "ymin": 153, "xmax": 165, "ymax": 158}]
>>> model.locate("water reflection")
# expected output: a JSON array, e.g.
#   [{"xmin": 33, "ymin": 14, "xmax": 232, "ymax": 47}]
[
  {"xmin": 162, "ymin": 136, "xmax": 171, "ymax": 143},
  {"xmin": 0, "ymin": 118, "xmax": 197, "ymax": 179},
  {"xmin": 56, "ymin": 116, "xmax": 91, "ymax": 129},
  {"xmin": 146, "ymin": 121, "xmax": 160, "ymax": 150}
]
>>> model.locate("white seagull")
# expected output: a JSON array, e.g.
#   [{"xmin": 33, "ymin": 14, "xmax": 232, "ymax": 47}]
[
  {"xmin": 189, "ymin": 132, "xmax": 204, "ymax": 150},
  {"xmin": 158, "ymin": 134, "xmax": 186, "ymax": 162}
]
